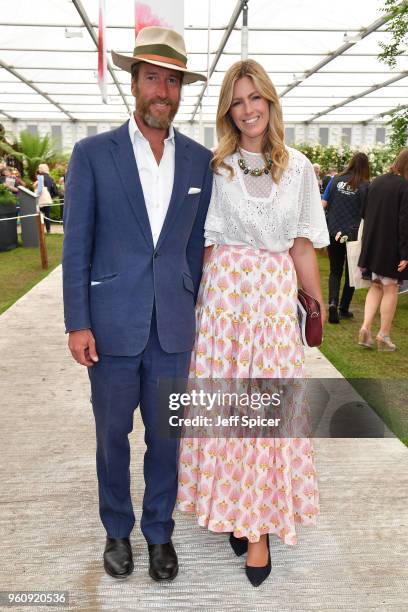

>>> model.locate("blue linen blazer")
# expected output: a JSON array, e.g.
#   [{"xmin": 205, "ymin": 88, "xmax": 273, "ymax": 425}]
[{"xmin": 62, "ymin": 121, "xmax": 213, "ymax": 355}]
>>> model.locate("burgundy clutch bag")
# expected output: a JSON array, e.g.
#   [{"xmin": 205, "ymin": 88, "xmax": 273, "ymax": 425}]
[{"xmin": 297, "ymin": 288, "xmax": 323, "ymax": 347}]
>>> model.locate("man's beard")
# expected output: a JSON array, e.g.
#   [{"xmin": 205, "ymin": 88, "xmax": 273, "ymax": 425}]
[{"xmin": 135, "ymin": 87, "xmax": 179, "ymax": 130}]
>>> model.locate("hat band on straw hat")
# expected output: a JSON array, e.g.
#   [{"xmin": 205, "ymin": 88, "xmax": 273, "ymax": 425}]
[
  {"xmin": 135, "ymin": 53, "xmax": 186, "ymax": 68},
  {"xmin": 133, "ymin": 44, "xmax": 187, "ymax": 68}
]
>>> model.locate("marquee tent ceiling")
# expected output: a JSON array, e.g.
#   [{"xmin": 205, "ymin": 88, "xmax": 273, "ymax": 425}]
[{"xmin": 0, "ymin": 0, "xmax": 407, "ymax": 124}]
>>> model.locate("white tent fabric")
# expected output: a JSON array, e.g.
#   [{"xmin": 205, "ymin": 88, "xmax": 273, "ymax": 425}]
[{"xmin": 0, "ymin": 0, "xmax": 407, "ymax": 124}]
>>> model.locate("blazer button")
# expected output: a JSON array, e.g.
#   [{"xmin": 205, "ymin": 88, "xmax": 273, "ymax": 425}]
[{"xmin": 153, "ymin": 251, "xmax": 159, "ymax": 259}]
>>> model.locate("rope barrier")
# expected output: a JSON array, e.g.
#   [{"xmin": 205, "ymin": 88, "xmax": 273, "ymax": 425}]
[
  {"xmin": 0, "ymin": 213, "xmax": 39, "ymax": 222},
  {"xmin": 41, "ymin": 215, "xmax": 64, "ymax": 224},
  {"xmin": 0, "ymin": 211, "xmax": 64, "ymax": 224}
]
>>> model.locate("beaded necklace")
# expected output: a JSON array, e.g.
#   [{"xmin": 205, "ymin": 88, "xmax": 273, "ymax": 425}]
[{"xmin": 237, "ymin": 149, "xmax": 272, "ymax": 177}]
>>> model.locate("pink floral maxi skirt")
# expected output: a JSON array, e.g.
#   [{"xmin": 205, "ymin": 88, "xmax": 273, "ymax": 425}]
[{"xmin": 176, "ymin": 245, "xmax": 319, "ymax": 545}]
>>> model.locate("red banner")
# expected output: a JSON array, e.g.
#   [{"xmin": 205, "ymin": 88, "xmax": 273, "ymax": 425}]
[{"xmin": 98, "ymin": 0, "xmax": 107, "ymax": 103}]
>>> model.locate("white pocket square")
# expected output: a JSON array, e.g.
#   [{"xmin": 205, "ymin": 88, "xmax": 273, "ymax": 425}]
[
  {"xmin": 90, "ymin": 281, "xmax": 102, "ymax": 286},
  {"xmin": 188, "ymin": 187, "xmax": 201, "ymax": 195}
]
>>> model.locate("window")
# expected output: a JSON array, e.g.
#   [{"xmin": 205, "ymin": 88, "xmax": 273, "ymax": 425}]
[
  {"xmin": 375, "ymin": 127, "xmax": 386, "ymax": 144},
  {"xmin": 51, "ymin": 125, "xmax": 62, "ymax": 151},
  {"xmin": 87, "ymin": 125, "xmax": 98, "ymax": 137},
  {"xmin": 204, "ymin": 126, "xmax": 214, "ymax": 149},
  {"xmin": 26, "ymin": 125, "xmax": 38, "ymax": 135},
  {"xmin": 318, "ymin": 127, "xmax": 329, "ymax": 146},
  {"xmin": 341, "ymin": 127, "xmax": 352, "ymax": 145},
  {"xmin": 285, "ymin": 127, "xmax": 295, "ymax": 145}
]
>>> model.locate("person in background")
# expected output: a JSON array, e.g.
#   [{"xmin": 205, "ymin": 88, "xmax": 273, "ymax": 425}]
[
  {"xmin": 34, "ymin": 163, "xmax": 59, "ymax": 234},
  {"xmin": 322, "ymin": 153, "xmax": 370, "ymax": 324},
  {"xmin": 0, "ymin": 167, "xmax": 19, "ymax": 194},
  {"xmin": 9, "ymin": 168, "xmax": 26, "ymax": 219},
  {"xmin": 313, "ymin": 162, "xmax": 323, "ymax": 193},
  {"xmin": 322, "ymin": 167, "xmax": 337, "ymax": 193},
  {"xmin": 58, "ymin": 173, "xmax": 65, "ymax": 193},
  {"xmin": 358, "ymin": 148, "xmax": 408, "ymax": 351},
  {"xmin": 10, "ymin": 168, "xmax": 26, "ymax": 189}
]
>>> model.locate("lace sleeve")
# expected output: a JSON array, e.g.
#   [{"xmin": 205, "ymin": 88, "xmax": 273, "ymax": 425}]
[
  {"xmin": 204, "ymin": 174, "xmax": 224, "ymax": 246},
  {"xmin": 295, "ymin": 158, "xmax": 330, "ymax": 248}
]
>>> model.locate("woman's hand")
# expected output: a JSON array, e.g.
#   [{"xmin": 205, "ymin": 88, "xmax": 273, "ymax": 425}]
[
  {"xmin": 397, "ymin": 260, "xmax": 408, "ymax": 273},
  {"xmin": 290, "ymin": 237, "xmax": 326, "ymax": 326},
  {"xmin": 203, "ymin": 245, "xmax": 214, "ymax": 266}
]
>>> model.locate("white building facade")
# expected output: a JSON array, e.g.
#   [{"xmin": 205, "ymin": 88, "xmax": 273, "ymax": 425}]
[{"xmin": 0, "ymin": 119, "xmax": 392, "ymax": 153}]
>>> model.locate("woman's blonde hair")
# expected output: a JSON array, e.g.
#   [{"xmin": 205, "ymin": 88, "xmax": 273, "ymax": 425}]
[
  {"xmin": 38, "ymin": 163, "xmax": 50, "ymax": 174},
  {"xmin": 211, "ymin": 60, "xmax": 288, "ymax": 182},
  {"xmin": 389, "ymin": 148, "xmax": 408, "ymax": 180}
]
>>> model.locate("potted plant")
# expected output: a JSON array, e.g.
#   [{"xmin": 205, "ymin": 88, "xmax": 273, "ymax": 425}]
[{"xmin": 0, "ymin": 184, "xmax": 18, "ymax": 251}]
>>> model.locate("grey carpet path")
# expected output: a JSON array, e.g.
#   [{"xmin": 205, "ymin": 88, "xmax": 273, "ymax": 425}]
[{"xmin": 0, "ymin": 266, "xmax": 407, "ymax": 611}]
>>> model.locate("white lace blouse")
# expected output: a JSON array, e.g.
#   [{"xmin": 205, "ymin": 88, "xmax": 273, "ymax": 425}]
[{"xmin": 204, "ymin": 147, "xmax": 330, "ymax": 252}]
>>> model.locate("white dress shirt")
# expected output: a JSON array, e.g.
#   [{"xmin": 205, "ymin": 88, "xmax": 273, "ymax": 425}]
[{"xmin": 128, "ymin": 112, "xmax": 175, "ymax": 247}]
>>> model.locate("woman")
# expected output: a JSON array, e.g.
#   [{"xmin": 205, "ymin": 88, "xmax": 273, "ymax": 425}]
[
  {"xmin": 177, "ymin": 60, "xmax": 329, "ymax": 586},
  {"xmin": 358, "ymin": 148, "xmax": 408, "ymax": 351},
  {"xmin": 312, "ymin": 162, "xmax": 323, "ymax": 193},
  {"xmin": 322, "ymin": 153, "xmax": 370, "ymax": 324},
  {"xmin": 34, "ymin": 163, "xmax": 59, "ymax": 234},
  {"xmin": 0, "ymin": 167, "xmax": 19, "ymax": 194}
]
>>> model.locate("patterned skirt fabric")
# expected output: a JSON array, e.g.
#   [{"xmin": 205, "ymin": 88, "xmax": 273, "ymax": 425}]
[{"xmin": 176, "ymin": 245, "xmax": 319, "ymax": 545}]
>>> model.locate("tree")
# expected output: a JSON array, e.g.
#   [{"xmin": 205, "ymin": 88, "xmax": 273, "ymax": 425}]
[
  {"xmin": 0, "ymin": 130, "xmax": 55, "ymax": 181},
  {"xmin": 387, "ymin": 107, "xmax": 408, "ymax": 151},
  {"xmin": 378, "ymin": 0, "xmax": 408, "ymax": 68},
  {"xmin": 378, "ymin": 0, "xmax": 408, "ymax": 150}
]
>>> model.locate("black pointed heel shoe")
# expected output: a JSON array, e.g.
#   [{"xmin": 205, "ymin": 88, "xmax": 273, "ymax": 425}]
[
  {"xmin": 245, "ymin": 535, "xmax": 271, "ymax": 587},
  {"xmin": 229, "ymin": 532, "xmax": 248, "ymax": 556}
]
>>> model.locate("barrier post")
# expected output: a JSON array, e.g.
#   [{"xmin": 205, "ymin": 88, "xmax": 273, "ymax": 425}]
[
  {"xmin": 17, "ymin": 186, "xmax": 39, "ymax": 247},
  {"xmin": 36, "ymin": 208, "xmax": 48, "ymax": 269}
]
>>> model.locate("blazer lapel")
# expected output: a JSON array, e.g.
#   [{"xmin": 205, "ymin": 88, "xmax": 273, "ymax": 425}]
[
  {"xmin": 156, "ymin": 131, "xmax": 192, "ymax": 250},
  {"xmin": 110, "ymin": 122, "xmax": 153, "ymax": 248}
]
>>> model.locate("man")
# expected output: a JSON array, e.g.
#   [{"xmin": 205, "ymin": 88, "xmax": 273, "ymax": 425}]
[
  {"xmin": 62, "ymin": 26, "xmax": 212, "ymax": 581},
  {"xmin": 322, "ymin": 167, "xmax": 338, "ymax": 193}
]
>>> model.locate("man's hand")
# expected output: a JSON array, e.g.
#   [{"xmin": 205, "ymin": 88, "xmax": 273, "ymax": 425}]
[
  {"xmin": 397, "ymin": 260, "xmax": 408, "ymax": 273},
  {"xmin": 68, "ymin": 329, "xmax": 99, "ymax": 367}
]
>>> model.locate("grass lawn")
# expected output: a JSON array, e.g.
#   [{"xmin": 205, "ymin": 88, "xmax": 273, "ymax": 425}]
[
  {"xmin": 0, "ymin": 234, "xmax": 63, "ymax": 315},
  {"xmin": 318, "ymin": 251, "xmax": 408, "ymax": 378},
  {"xmin": 317, "ymin": 250, "xmax": 408, "ymax": 446}
]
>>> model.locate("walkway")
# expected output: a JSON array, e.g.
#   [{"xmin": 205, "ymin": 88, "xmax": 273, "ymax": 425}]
[{"xmin": 0, "ymin": 266, "xmax": 406, "ymax": 611}]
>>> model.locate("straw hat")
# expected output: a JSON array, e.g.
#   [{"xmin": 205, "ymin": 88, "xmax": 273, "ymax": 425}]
[{"xmin": 111, "ymin": 26, "xmax": 207, "ymax": 85}]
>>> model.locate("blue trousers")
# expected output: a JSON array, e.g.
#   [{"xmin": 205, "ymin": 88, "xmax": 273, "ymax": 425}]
[{"xmin": 88, "ymin": 310, "xmax": 191, "ymax": 544}]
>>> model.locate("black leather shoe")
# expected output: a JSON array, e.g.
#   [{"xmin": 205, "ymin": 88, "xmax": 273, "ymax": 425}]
[
  {"xmin": 148, "ymin": 541, "xmax": 178, "ymax": 581},
  {"xmin": 339, "ymin": 310, "xmax": 354, "ymax": 319},
  {"xmin": 328, "ymin": 304, "xmax": 340, "ymax": 324},
  {"xmin": 229, "ymin": 532, "xmax": 248, "ymax": 556},
  {"xmin": 103, "ymin": 537, "xmax": 134, "ymax": 579}
]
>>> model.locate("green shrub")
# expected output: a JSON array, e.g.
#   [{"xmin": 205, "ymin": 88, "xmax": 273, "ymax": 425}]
[
  {"xmin": 293, "ymin": 143, "xmax": 397, "ymax": 176},
  {"xmin": 0, "ymin": 184, "xmax": 18, "ymax": 206}
]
